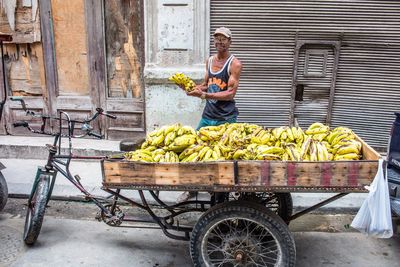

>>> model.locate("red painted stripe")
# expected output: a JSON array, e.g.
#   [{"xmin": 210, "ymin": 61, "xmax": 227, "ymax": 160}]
[
  {"xmin": 321, "ymin": 162, "xmax": 332, "ymax": 186},
  {"xmin": 261, "ymin": 162, "xmax": 270, "ymax": 186},
  {"xmin": 287, "ymin": 162, "xmax": 297, "ymax": 186},
  {"xmin": 348, "ymin": 162, "xmax": 359, "ymax": 186}
]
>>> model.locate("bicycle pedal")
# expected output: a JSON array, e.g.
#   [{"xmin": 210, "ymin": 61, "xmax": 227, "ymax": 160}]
[{"xmin": 74, "ymin": 175, "xmax": 81, "ymax": 181}]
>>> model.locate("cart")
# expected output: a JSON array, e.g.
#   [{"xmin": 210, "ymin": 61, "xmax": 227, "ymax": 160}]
[
  {"xmin": 13, "ymin": 95, "xmax": 380, "ymax": 266},
  {"xmin": 101, "ymin": 135, "xmax": 380, "ymax": 267}
]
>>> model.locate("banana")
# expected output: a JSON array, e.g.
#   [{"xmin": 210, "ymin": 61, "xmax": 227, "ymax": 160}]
[
  {"xmin": 257, "ymin": 153, "xmax": 281, "ymax": 161},
  {"xmin": 334, "ymin": 153, "xmax": 360, "ymax": 161},
  {"xmin": 286, "ymin": 146, "xmax": 301, "ymax": 161},
  {"xmin": 153, "ymin": 153, "xmax": 164, "ymax": 162},
  {"xmin": 308, "ymin": 122, "xmax": 325, "ymax": 130},
  {"xmin": 286, "ymin": 127, "xmax": 295, "ymax": 142},
  {"xmin": 280, "ymin": 131, "xmax": 288, "ymax": 141},
  {"xmin": 164, "ymin": 131, "xmax": 176, "ymax": 146},
  {"xmin": 257, "ymin": 146, "xmax": 285, "ymax": 155},
  {"xmin": 309, "ymin": 141, "xmax": 318, "ymax": 161},
  {"xmin": 203, "ymin": 149, "xmax": 213, "ymax": 161},
  {"xmin": 331, "ymin": 133, "xmax": 350, "ymax": 146},
  {"xmin": 327, "ymin": 131, "xmax": 341, "ymax": 144},
  {"xmin": 300, "ymin": 137, "xmax": 312, "ymax": 159},
  {"xmin": 233, "ymin": 149, "xmax": 245, "ymax": 160},
  {"xmin": 141, "ymin": 140, "xmax": 150, "ymax": 149},
  {"xmin": 181, "ymin": 125, "xmax": 196, "ymax": 135},
  {"xmin": 151, "ymin": 134, "xmax": 165, "ymax": 146},
  {"xmin": 213, "ymin": 145, "xmax": 222, "ymax": 158},
  {"xmin": 336, "ymin": 145, "xmax": 359, "ymax": 155},
  {"xmin": 316, "ymin": 142, "xmax": 329, "ymax": 161},
  {"xmin": 173, "ymin": 134, "xmax": 197, "ymax": 146},
  {"xmin": 305, "ymin": 126, "xmax": 329, "ymax": 135},
  {"xmin": 198, "ymin": 146, "xmax": 211, "ymax": 160},
  {"xmin": 273, "ymin": 127, "xmax": 285, "ymax": 139},
  {"xmin": 186, "ymin": 152, "xmax": 199, "ymax": 162},
  {"xmin": 312, "ymin": 132, "xmax": 329, "ymax": 142}
]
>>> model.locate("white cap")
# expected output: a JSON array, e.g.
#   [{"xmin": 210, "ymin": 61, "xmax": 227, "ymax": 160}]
[{"xmin": 213, "ymin": 27, "xmax": 232, "ymax": 39}]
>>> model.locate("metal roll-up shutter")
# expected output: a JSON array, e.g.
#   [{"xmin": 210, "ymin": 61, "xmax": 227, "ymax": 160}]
[{"xmin": 210, "ymin": 0, "xmax": 400, "ymax": 149}]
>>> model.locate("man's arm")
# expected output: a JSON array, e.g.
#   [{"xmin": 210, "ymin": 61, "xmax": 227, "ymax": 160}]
[{"xmin": 204, "ymin": 58, "xmax": 242, "ymax": 101}]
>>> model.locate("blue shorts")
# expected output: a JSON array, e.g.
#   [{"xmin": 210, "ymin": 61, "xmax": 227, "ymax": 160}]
[{"xmin": 196, "ymin": 117, "xmax": 237, "ymax": 130}]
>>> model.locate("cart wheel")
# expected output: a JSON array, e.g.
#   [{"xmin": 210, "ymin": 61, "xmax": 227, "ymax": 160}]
[
  {"xmin": 190, "ymin": 200, "xmax": 296, "ymax": 267},
  {"xmin": 23, "ymin": 174, "xmax": 51, "ymax": 245},
  {"xmin": 239, "ymin": 192, "xmax": 293, "ymax": 224},
  {"xmin": 0, "ymin": 172, "xmax": 8, "ymax": 211}
]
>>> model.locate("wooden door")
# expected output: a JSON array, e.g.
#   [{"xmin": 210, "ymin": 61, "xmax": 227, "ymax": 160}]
[{"xmin": 39, "ymin": 0, "xmax": 145, "ymax": 140}]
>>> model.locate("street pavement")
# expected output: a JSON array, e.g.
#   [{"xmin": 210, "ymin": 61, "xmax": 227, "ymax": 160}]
[{"xmin": 1, "ymin": 199, "xmax": 399, "ymax": 267}]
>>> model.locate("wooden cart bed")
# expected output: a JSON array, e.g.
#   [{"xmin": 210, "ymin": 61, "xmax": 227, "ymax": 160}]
[{"xmin": 102, "ymin": 135, "xmax": 380, "ymax": 192}]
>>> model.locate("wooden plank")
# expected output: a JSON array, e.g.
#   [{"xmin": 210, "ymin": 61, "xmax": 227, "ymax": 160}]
[
  {"xmin": 103, "ymin": 161, "xmax": 235, "ymax": 186},
  {"xmin": 102, "ymin": 135, "xmax": 380, "ymax": 189},
  {"xmin": 51, "ymin": 0, "xmax": 89, "ymax": 96},
  {"xmin": 103, "ymin": 159, "xmax": 378, "ymax": 188},
  {"xmin": 38, "ymin": 0, "xmax": 56, "ymax": 116},
  {"xmin": 85, "ymin": 0, "xmax": 106, "ymax": 130},
  {"xmin": 356, "ymin": 133, "xmax": 380, "ymax": 160}
]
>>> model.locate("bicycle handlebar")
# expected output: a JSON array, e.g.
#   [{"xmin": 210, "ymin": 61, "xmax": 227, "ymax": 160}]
[{"xmin": 11, "ymin": 97, "xmax": 117, "ymax": 138}]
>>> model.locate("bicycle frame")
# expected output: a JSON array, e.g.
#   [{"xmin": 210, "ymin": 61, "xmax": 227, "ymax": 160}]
[
  {"xmin": 29, "ymin": 111, "xmax": 111, "ymax": 215},
  {"xmin": 24, "ymin": 110, "xmax": 211, "ymax": 240}
]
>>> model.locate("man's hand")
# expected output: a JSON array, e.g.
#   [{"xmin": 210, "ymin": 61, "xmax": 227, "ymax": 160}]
[{"xmin": 187, "ymin": 88, "xmax": 203, "ymax": 98}]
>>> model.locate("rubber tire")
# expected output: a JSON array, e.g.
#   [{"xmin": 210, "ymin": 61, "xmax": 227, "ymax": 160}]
[
  {"xmin": 0, "ymin": 172, "xmax": 8, "ymax": 211},
  {"xmin": 23, "ymin": 174, "xmax": 50, "ymax": 245},
  {"xmin": 190, "ymin": 200, "xmax": 296, "ymax": 267}
]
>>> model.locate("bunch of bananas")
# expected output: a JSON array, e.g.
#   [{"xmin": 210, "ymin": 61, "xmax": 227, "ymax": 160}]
[
  {"xmin": 168, "ymin": 72, "xmax": 196, "ymax": 92},
  {"xmin": 124, "ymin": 122, "xmax": 363, "ymax": 162}
]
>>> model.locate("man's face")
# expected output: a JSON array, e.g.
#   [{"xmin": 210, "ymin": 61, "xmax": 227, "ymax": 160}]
[{"xmin": 214, "ymin": 34, "xmax": 231, "ymax": 52}]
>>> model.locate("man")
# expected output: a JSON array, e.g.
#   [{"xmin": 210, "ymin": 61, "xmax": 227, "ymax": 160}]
[{"xmin": 177, "ymin": 27, "xmax": 243, "ymax": 202}]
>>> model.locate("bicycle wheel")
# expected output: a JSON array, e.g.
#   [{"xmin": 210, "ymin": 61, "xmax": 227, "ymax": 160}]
[
  {"xmin": 0, "ymin": 172, "xmax": 8, "ymax": 211},
  {"xmin": 23, "ymin": 174, "xmax": 51, "ymax": 245},
  {"xmin": 190, "ymin": 200, "xmax": 296, "ymax": 267}
]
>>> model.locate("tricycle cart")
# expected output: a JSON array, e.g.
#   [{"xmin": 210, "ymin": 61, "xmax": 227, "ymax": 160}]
[
  {"xmin": 101, "ymin": 135, "xmax": 380, "ymax": 267},
  {"xmin": 13, "ymin": 97, "xmax": 380, "ymax": 266}
]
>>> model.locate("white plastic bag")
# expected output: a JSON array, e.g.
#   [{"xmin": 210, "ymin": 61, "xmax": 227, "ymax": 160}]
[{"xmin": 351, "ymin": 159, "xmax": 393, "ymax": 238}]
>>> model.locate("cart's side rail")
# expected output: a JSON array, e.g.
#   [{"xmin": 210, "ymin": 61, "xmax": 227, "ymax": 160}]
[{"xmin": 102, "ymin": 134, "xmax": 380, "ymax": 192}]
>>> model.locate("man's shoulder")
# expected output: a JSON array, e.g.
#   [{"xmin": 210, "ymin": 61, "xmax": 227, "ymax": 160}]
[{"xmin": 231, "ymin": 56, "xmax": 242, "ymax": 69}]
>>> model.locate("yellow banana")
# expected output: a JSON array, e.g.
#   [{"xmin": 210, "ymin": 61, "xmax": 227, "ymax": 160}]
[
  {"xmin": 331, "ymin": 133, "xmax": 350, "ymax": 146},
  {"xmin": 257, "ymin": 153, "xmax": 281, "ymax": 161},
  {"xmin": 336, "ymin": 145, "xmax": 359, "ymax": 155},
  {"xmin": 305, "ymin": 126, "xmax": 329, "ymax": 135},
  {"xmin": 334, "ymin": 153, "xmax": 360, "ymax": 161},
  {"xmin": 309, "ymin": 141, "xmax": 318, "ymax": 161},
  {"xmin": 300, "ymin": 137, "xmax": 312, "ymax": 159},
  {"xmin": 308, "ymin": 122, "xmax": 325, "ymax": 130},
  {"xmin": 286, "ymin": 127, "xmax": 295, "ymax": 141}
]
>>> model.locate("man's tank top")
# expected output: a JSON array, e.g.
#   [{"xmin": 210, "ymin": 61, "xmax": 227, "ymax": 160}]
[{"xmin": 202, "ymin": 55, "xmax": 239, "ymax": 121}]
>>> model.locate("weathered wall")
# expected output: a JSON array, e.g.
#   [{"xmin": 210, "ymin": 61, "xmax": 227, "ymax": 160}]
[
  {"xmin": 0, "ymin": 0, "xmax": 44, "ymax": 98},
  {"xmin": 144, "ymin": 0, "xmax": 209, "ymax": 131}
]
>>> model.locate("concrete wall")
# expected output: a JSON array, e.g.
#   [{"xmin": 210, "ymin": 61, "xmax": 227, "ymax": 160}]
[{"xmin": 144, "ymin": 0, "xmax": 209, "ymax": 131}]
